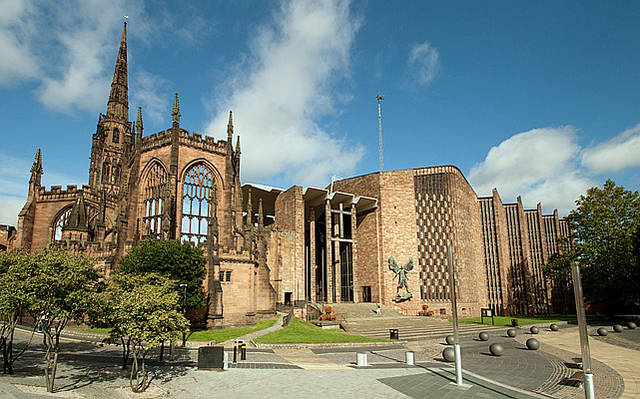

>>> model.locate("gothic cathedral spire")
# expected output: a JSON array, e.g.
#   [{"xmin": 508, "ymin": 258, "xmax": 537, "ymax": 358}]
[{"xmin": 106, "ymin": 21, "xmax": 129, "ymax": 121}]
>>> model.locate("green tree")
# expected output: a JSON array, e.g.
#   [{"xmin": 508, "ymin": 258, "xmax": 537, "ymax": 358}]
[
  {"xmin": 99, "ymin": 272, "xmax": 188, "ymax": 392},
  {"xmin": 118, "ymin": 240, "xmax": 207, "ymax": 309},
  {"xmin": 0, "ymin": 251, "xmax": 36, "ymax": 374},
  {"xmin": 568, "ymin": 179, "xmax": 640, "ymax": 312},
  {"xmin": 23, "ymin": 250, "xmax": 100, "ymax": 392}
]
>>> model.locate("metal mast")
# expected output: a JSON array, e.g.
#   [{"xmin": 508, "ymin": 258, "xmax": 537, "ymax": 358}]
[{"xmin": 376, "ymin": 93, "xmax": 385, "ymax": 171}]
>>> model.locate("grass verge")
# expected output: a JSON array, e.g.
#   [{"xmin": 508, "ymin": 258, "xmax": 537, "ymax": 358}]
[
  {"xmin": 457, "ymin": 314, "xmax": 577, "ymax": 327},
  {"xmin": 255, "ymin": 317, "xmax": 388, "ymax": 344},
  {"xmin": 80, "ymin": 327, "xmax": 112, "ymax": 334},
  {"xmin": 188, "ymin": 319, "xmax": 276, "ymax": 343}
]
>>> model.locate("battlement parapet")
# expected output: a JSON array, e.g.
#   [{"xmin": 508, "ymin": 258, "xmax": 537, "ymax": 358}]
[
  {"xmin": 37, "ymin": 185, "xmax": 98, "ymax": 202},
  {"xmin": 178, "ymin": 130, "xmax": 228, "ymax": 154}
]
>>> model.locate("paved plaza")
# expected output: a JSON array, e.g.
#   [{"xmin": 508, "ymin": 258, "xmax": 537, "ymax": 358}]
[{"xmin": 0, "ymin": 323, "xmax": 637, "ymax": 398}]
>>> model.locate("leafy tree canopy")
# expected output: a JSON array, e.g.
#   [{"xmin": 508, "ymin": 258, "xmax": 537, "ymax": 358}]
[
  {"xmin": 118, "ymin": 240, "xmax": 207, "ymax": 309},
  {"xmin": 568, "ymin": 179, "xmax": 640, "ymax": 312}
]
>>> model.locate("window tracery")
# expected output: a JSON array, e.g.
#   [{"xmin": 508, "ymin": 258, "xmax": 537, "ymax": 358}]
[
  {"xmin": 142, "ymin": 161, "xmax": 168, "ymax": 239},
  {"xmin": 53, "ymin": 208, "xmax": 72, "ymax": 241},
  {"xmin": 181, "ymin": 163, "xmax": 215, "ymax": 246}
]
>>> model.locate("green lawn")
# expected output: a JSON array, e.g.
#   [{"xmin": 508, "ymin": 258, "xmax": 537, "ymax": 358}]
[
  {"xmin": 255, "ymin": 317, "xmax": 388, "ymax": 344},
  {"xmin": 187, "ymin": 319, "xmax": 277, "ymax": 343},
  {"xmin": 458, "ymin": 314, "xmax": 577, "ymax": 327},
  {"xmin": 80, "ymin": 327, "xmax": 112, "ymax": 334}
]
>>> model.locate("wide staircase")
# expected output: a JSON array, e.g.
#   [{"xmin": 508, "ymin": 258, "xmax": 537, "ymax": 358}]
[{"xmin": 328, "ymin": 303, "xmax": 505, "ymax": 341}]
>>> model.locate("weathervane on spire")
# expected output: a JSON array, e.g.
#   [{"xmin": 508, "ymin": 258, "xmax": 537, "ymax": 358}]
[{"xmin": 124, "ymin": 15, "xmax": 128, "ymax": 22}]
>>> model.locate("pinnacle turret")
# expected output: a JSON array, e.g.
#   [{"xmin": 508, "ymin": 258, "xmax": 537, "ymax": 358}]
[
  {"xmin": 227, "ymin": 110, "xmax": 233, "ymax": 142},
  {"xmin": 29, "ymin": 148, "xmax": 43, "ymax": 187},
  {"xmin": 245, "ymin": 189, "xmax": 253, "ymax": 229},
  {"xmin": 106, "ymin": 22, "xmax": 128, "ymax": 121},
  {"xmin": 136, "ymin": 106, "xmax": 143, "ymax": 142},
  {"xmin": 171, "ymin": 92, "xmax": 181, "ymax": 127}
]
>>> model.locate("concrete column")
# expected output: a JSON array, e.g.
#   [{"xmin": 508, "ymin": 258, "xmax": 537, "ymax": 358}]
[
  {"xmin": 325, "ymin": 199, "xmax": 333, "ymax": 302},
  {"xmin": 351, "ymin": 203, "xmax": 359, "ymax": 303},
  {"xmin": 309, "ymin": 209, "xmax": 316, "ymax": 302}
]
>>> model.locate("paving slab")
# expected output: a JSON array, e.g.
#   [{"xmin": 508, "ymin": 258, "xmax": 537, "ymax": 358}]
[{"xmin": 535, "ymin": 327, "xmax": 638, "ymax": 399}]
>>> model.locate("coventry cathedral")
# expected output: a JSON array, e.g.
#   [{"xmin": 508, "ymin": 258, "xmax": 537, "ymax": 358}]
[{"xmin": 5, "ymin": 23, "xmax": 573, "ymax": 326}]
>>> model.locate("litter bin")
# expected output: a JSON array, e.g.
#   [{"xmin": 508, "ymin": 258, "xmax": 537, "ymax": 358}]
[
  {"xmin": 389, "ymin": 328, "xmax": 399, "ymax": 340},
  {"xmin": 511, "ymin": 319, "xmax": 519, "ymax": 327}
]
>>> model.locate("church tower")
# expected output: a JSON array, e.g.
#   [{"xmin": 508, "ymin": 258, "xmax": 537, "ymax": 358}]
[{"xmin": 88, "ymin": 21, "xmax": 133, "ymax": 196}]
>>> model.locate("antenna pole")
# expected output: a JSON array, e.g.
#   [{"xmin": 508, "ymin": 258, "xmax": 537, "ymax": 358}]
[{"xmin": 376, "ymin": 93, "xmax": 385, "ymax": 172}]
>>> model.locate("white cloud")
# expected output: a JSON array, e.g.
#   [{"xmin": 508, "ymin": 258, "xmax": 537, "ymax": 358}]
[
  {"xmin": 581, "ymin": 123, "xmax": 640, "ymax": 173},
  {"xmin": 469, "ymin": 127, "xmax": 595, "ymax": 215},
  {"xmin": 204, "ymin": 0, "xmax": 364, "ymax": 186},
  {"xmin": 0, "ymin": 153, "xmax": 84, "ymax": 226},
  {"xmin": 0, "ymin": 1, "xmax": 188, "ymax": 116},
  {"xmin": 36, "ymin": 0, "xmax": 140, "ymax": 113},
  {"xmin": 0, "ymin": 0, "xmax": 39, "ymax": 85},
  {"xmin": 130, "ymin": 69, "xmax": 171, "ymax": 125},
  {"xmin": 408, "ymin": 41, "xmax": 439, "ymax": 86},
  {"xmin": 0, "ymin": 196, "xmax": 25, "ymax": 227}
]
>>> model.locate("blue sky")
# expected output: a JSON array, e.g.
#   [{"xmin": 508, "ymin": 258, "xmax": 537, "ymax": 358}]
[{"xmin": 1, "ymin": 0, "xmax": 639, "ymax": 225}]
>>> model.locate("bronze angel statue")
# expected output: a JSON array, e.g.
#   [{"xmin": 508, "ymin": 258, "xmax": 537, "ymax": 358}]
[{"xmin": 389, "ymin": 257, "xmax": 414, "ymax": 302}]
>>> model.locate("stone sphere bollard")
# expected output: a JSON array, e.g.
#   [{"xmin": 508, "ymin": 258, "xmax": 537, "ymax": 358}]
[
  {"xmin": 507, "ymin": 328, "xmax": 517, "ymax": 337},
  {"xmin": 479, "ymin": 332, "xmax": 489, "ymax": 341},
  {"xmin": 489, "ymin": 343, "xmax": 504, "ymax": 356},
  {"xmin": 597, "ymin": 327, "xmax": 608, "ymax": 336},
  {"xmin": 445, "ymin": 335, "xmax": 455, "ymax": 345},
  {"xmin": 550, "ymin": 323, "xmax": 559, "ymax": 331},
  {"xmin": 442, "ymin": 347, "xmax": 455, "ymax": 362},
  {"xmin": 613, "ymin": 324, "xmax": 623, "ymax": 333},
  {"xmin": 627, "ymin": 322, "xmax": 637, "ymax": 330},
  {"xmin": 526, "ymin": 338, "xmax": 540, "ymax": 350},
  {"xmin": 530, "ymin": 326, "xmax": 539, "ymax": 334}
]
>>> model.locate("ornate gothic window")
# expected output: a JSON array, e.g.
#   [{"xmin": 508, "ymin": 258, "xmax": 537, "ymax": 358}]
[
  {"xmin": 112, "ymin": 128, "xmax": 120, "ymax": 144},
  {"xmin": 142, "ymin": 162, "xmax": 167, "ymax": 239},
  {"xmin": 181, "ymin": 163, "xmax": 215, "ymax": 246},
  {"xmin": 53, "ymin": 208, "xmax": 72, "ymax": 241}
]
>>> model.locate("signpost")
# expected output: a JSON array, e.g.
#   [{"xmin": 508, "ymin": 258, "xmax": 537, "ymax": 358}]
[{"xmin": 480, "ymin": 307, "xmax": 494, "ymax": 326}]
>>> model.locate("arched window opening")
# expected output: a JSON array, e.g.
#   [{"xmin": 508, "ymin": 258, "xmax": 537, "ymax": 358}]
[
  {"xmin": 112, "ymin": 128, "xmax": 120, "ymax": 144},
  {"xmin": 52, "ymin": 206, "xmax": 98, "ymax": 241},
  {"xmin": 53, "ymin": 208, "xmax": 72, "ymax": 241},
  {"xmin": 181, "ymin": 163, "xmax": 215, "ymax": 246},
  {"xmin": 102, "ymin": 162, "xmax": 110, "ymax": 184},
  {"xmin": 142, "ymin": 162, "xmax": 168, "ymax": 239}
]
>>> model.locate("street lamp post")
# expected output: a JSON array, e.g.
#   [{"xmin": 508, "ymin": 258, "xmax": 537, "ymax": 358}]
[
  {"xmin": 447, "ymin": 246, "xmax": 464, "ymax": 386},
  {"xmin": 571, "ymin": 262, "xmax": 595, "ymax": 399},
  {"xmin": 179, "ymin": 283, "xmax": 187, "ymax": 347}
]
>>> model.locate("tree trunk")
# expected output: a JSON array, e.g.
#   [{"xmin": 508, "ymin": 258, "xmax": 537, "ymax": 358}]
[{"xmin": 121, "ymin": 336, "xmax": 131, "ymax": 370}]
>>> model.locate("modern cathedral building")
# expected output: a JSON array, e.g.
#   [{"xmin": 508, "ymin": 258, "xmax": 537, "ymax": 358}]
[{"xmin": 5, "ymin": 23, "xmax": 573, "ymax": 326}]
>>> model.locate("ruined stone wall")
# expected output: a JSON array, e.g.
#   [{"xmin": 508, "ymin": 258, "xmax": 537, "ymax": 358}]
[{"xmin": 271, "ymin": 186, "xmax": 305, "ymax": 304}]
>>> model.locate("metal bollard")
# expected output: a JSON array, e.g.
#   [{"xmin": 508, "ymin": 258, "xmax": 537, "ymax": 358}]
[
  {"xmin": 223, "ymin": 351, "xmax": 229, "ymax": 370},
  {"xmin": 405, "ymin": 351, "xmax": 415, "ymax": 365},
  {"xmin": 239, "ymin": 341, "xmax": 247, "ymax": 361},
  {"xmin": 233, "ymin": 341, "xmax": 238, "ymax": 364},
  {"xmin": 357, "ymin": 352, "xmax": 368, "ymax": 367}
]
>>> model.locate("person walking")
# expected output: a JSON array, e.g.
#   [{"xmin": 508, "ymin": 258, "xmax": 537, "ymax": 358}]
[{"xmin": 376, "ymin": 304, "xmax": 381, "ymax": 316}]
